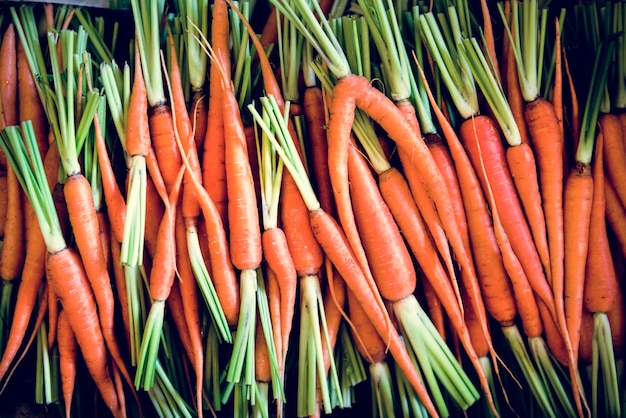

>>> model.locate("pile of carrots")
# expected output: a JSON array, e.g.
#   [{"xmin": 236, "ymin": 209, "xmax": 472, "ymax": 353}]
[{"xmin": 0, "ymin": 0, "xmax": 624, "ymax": 417}]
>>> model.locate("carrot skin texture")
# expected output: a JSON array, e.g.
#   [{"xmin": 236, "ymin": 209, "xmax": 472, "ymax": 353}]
[
  {"xmin": 347, "ymin": 288, "xmax": 387, "ymax": 364},
  {"xmin": 0, "ymin": 176, "xmax": 7, "ymax": 237},
  {"xmin": 46, "ymin": 248, "xmax": 122, "ymax": 417},
  {"xmin": 563, "ymin": 162, "xmax": 593, "ymax": 360},
  {"xmin": 0, "ymin": 24, "xmax": 17, "ymax": 129}
]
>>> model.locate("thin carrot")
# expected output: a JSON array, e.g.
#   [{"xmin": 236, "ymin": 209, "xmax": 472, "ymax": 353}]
[
  {"xmin": 201, "ymin": 0, "xmax": 229, "ymax": 227},
  {"xmin": 0, "ymin": 175, "xmax": 7, "ymax": 237},
  {"xmin": 0, "ymin": 24, "xmax": 17, "ymax": 129},
  {"xmin": 421, "ymin": 279, "xmax": 447, "ymax": 341},
  {"xmin": 57, "ymin": 309, "xmax": 77, "ymax": 418}
]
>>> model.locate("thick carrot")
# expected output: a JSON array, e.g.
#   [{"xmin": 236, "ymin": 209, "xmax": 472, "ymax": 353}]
[
  {"xmin": 524, "ymin": 96, "xmax": 565, "ymax": 330},
  {"xmin": 57, "ymin": 309, "xmax": 77, "ymax": 418},
  {"xmin": 0, "ymin": 24, "xmax": 17, "ymax": 129},
  {"xmin": 424, "ymin": 87, "xmax": 518, "ymax": 329},
  {"xmin": 599, "ymin": 113, "xmax": 626, "ymax": 207},
  {"xmin": 563, "ymin": 161, "xmax": 593, "ymax": 357},
  {"xmin": 584, "ymin": 131, "xmax": 616, "ymax": 314},
  {"xmin": 459, "ymin": 116, "xmax": 555, "ymax": 315}
]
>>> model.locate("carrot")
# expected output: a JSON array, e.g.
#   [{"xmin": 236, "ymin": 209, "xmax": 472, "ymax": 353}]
[
  {"xmin": 421, "ymin": 279, "xmax": 447, "ymax": 340},
  {"xmin": 92, "ymin": 110, "xmax": 126, "ymax": 244},
  {"xmin": 110, "ymin": 233, "xmax": 131, "ymax": 353},
  {"xmin": 320, "ymin": 266, "xmax": 347, "ymax": 374},
  {"xmin": 63, "ymin": 173, "xmax": 135, "ymax": 392},
  {"xmin": 265, "ymin": 267, "xmax": 283, "ymax": 385},
  {"xmin": 347, "ymin": 287, "xmax": 386, "ymax": 365},
  {"xmin": 524, "ymin": 96, "xmax": 565, "ymax": 321},
  {"xmin": 349, "ymin": 144, "xmax": 481, "ymax": 413},
  {"xmin": 57, "ymin": 309, "xmax": 77, "ymax": 418},
  {"xmin": 599, "ymin": 113, "xmax": 626, "ymax": 207},
  {"xmin": 605, "ymin": 178, "xmax": 626, "ymax": 259},
  {"xmin": 0, "ymin": 166, "xmax": 25, "ymax": 320},
  {"xmin": 0, "ymin": 24, "xmax": 17, "ymax": 129},
  {"xmin": 17, "ymin": 31, "xmax": 48, "ymax": 158},
  {"xmin": 135, "ymin": 163, "xmax": 185, "ymax": 390},
  {"xmin": 174, "ymin": 212, "xmax": 204, "ymax": 418},
  {"xmin": 583, "ymin": 127, "xmax": 622, "ymax": 418},
  {"xmin": 303, "ymin": 86, "xmax": 335, "ymax": 215},
  {"xmin": 459, "ymin": 116, "xmax": 555, "ymax": 315},
  {"xmin": 201, "ymin": 0, "xmax": 230, "ymax": 227},
  {"xmin": 0, "ymin": 175, "xmax": 7, "ymax": 237}
]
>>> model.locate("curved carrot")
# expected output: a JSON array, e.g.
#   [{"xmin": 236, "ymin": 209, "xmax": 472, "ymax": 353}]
[{"xmin": 605, "ymin": 178, "xmax": 626, "ymax": 260}]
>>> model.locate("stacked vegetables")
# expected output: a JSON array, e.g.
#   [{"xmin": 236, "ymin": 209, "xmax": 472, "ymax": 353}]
[{"xmin": 0, "ymin": 0, "xmax": 624, "ymax": 417}]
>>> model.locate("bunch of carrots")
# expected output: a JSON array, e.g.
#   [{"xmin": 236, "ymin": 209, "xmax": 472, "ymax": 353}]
[{"xmin": 0, "ymin": 0, "xmax": 624, "ymax": 417}]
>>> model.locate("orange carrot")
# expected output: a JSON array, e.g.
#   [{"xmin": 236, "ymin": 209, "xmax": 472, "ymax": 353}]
[
  {"xmin": 347, "ymin": 287, "xmax": 386, "ymax": 365},
  {"xmin": 303, "ymin": 86, "xmax": 335, "ymax": 215},
  {"xmin": 599, "ymin": 113, "xmax": 626, "ymax": 207},
  {"xmin": 421, "ymin": 279, "xmax": 447, "ymax": 341},
  {"xmin": 47, "ymin": 248, "xmax": 122, "ymax": 416},
  {"xmin": 0, "ymin": 24, "xmax": 17, "ymax": 129},
  {"xmin": 202, "ymin": 0, "xmax": 230, "ymax": 227},
  {"xmin": 0, "ymin": 175, "xmax": 7, "ymax": 237},
  {"xmin": 604, "ymin": 177, "xmax": 626, "ymax": 260},
  {"xmin": 0, "ymin": 166, "xmax": 25, "ymax": 283},
  {"xmin": 17, "ymin": 34, "xmax": 48, "ymax": 158},
  {"xmin": 459, "ymin": 116, "xmax": 555, "ymax": 316},
  {"xmin": 63, "ymin": 173, "xmax": 134, "ymax": 394},
  {"xmin": 563, "ymin": 161, "xmax": 593, "ymax": 358},
  {"xmin": 57, "ymin": 309, "xmax": 77, "ymax": 418},
  {"xmin": 584, "ymin": 131, "xmax": 617, "ymax": 314}
]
